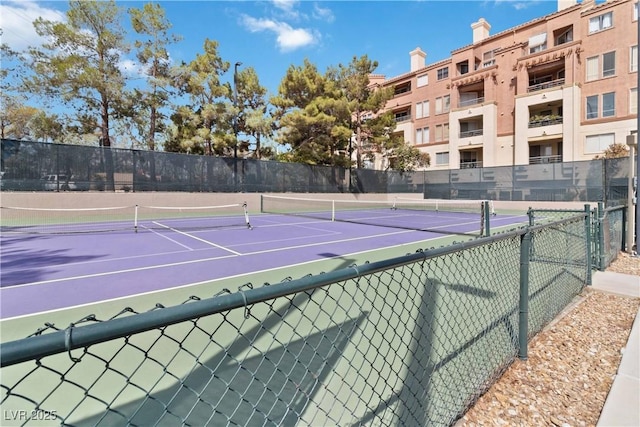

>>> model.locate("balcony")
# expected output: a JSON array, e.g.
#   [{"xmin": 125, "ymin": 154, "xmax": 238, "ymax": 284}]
[
  {"xmin": 459, "ymin": 129, "xmax": 483, "ymax": 138},
  {"xmin": 528, "ymin": 115, "xmax": 563, "ymax": 128},
  {"xmin": 460, "ymin": 161, "xmax": 483, "ymax": 169},
  {"xmin": 529, "ymin": 155, "xmax": 562, "ymax": 164},
  {"xmin": 394, "ymin": 114, "xmax": 412, "ymax": 123},
  {"xmin": 458, "ymin": 96, "xmax": 485, "ymax": 108},
  {"xmin": 527, "ymin": 78, "xmax": 565, "ymax": 93}
]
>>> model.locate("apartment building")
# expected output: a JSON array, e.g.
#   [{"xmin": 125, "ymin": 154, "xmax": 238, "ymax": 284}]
[{"xmin": 372, "ymin": 0, "xmax": 638, "ymax": 170}]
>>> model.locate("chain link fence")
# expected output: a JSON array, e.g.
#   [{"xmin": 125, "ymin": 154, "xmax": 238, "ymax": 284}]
[
  {"xmin": 1, "ymin": 211, "xmax": 594, "ymax": 426},
  {"xmin": 1, "ymin": 139, "xmax": 633, "ymax": 204},
  {"xmin": 528, "ymin": 203, "xmax": 626, "ymax": 271}
]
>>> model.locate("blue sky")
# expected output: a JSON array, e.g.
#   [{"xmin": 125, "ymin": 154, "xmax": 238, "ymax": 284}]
[{"xmin": 1, "ymin": 0, "xmax": 560, "ymax": 98}]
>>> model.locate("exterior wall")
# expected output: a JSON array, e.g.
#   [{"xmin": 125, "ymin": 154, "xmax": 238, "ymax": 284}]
[{"xmin": 374, "ymin": 0, "xmax": 637, "ymax": 171}]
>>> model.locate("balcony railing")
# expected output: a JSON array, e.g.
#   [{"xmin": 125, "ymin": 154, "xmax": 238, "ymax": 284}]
[
  {"xmin": 459, "ymin": 129, "xmax": 483, "ymax": 138},
  {"xmin": 529, "ymin": 155, "xmax": 562, "ymax": 164},
  {"xmin": 458, "ymin": 96, "xmax": 485, "ymax": 108},
  {"xmin": 460, "ymin": 161, "xmax": 483, "ymax": 169},
  {"xmin": 528, "ymin": 116, "xmax": 563, "ymax": 128},
  {"xmin": 394, "ymin": 114, "xmax": 412, "ymax": 123},
  {"xmin": 527, "ymin": 78, "xmax": 565, "ymax": 93}
]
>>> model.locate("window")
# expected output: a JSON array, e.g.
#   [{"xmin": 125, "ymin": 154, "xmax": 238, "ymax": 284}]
[
  {"xmin": 457, "ymin": 61, "xmax": 469, "ymax": 75},
  {"xmin": 415, "ymin": 127, "xmax": 430, "ymax": 144},
  {"xmin": 435, "ymin": 123, "xmax": 449, "ymax": 142},
  {"xmin": 634, "ymin": 3, "xmax": 638, "ymax": 21},
  {"xmin": 586, "ymin": 56, "xmax": 599, "ymax": 81},
  {"xmin": 585, "ymin": 133, "xmax": 615, "ymax": 153},
  {"xmin": 602, "ymin": 51, "xmax": 616, "ymax": 77},
  {"xmin": 416, "ymin": 100, "xmax": 429, "ymax": 119},
  {"xmin": 528, "ymin": 33, "xmax": 547, "ymax": 54},
  {"xmin": 589, "ymin": 12, "xmax": 613, "ymax": 33},
  {"xmin": 587, "ymin": 52, "xmax": 616, "ymax": 80},
  {"xmin": 631, "ymin": 88, "xmax": 638, "ymax": 114},
  {"xmin": 602, "ymin": 92, "xmax": 616, "ymax": 117},
  {"xmin": 436, "ymin": 152, "xmax": 449, "ymax": 166},
  {"xmin": 586, "ymin": 95, "xmax": 599, "ymax": 119},
  {"xmin": 417, "ymin": 74, "xmax": 428, "ymax": 87},
  {"xmin": 460, "ymin": 151, "xmax": 478, "ymax": 164},
  {"xmin": 482, "ymin": 49, "xmax": 498, "ymax": 68},
  {"xmin": 587, "ymin": 93, "xmax": 618, "ymax": 119},
  {"xmin": 435, "ymin": 95, "xmax": 450, "ymax": 114},
  {"xmin": 631, "ymin": 46, "xmax": 638, "ymax": 72},
  {"xmin": 437, "ymin": 67, "xmax": 449, "ymax": 80},
  {"xmin": 556, "ymin": 28, "xmax": 573, "ymax": 45}
]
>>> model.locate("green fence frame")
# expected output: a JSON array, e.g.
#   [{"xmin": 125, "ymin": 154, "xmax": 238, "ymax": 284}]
[{"xmin": 0, "ymin": 210, "xmax": 596, "ymax": 427}]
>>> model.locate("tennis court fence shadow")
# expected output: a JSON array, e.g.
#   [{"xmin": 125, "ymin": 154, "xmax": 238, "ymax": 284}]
[{"xmin": 0, "ymin": 204, "xmax": 626, "ymax": 426}]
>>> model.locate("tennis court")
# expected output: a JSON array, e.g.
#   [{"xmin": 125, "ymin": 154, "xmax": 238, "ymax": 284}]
[
  {"xmin": 0, "ymin": 196, "xmax": 527, "ymax": 321},
  {"xmin": 1, "ymin": 195, "xmax": 601, "ymax": 426}
]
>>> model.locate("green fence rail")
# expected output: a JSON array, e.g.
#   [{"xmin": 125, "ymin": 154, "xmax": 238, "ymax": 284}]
[{"xmin": 0, "ymin": 211, "xmax": 594, "ymax": 427}]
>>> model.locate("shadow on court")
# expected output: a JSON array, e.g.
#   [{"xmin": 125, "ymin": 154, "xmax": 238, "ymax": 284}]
[
  {"xmin": 1, "ymin": 244, "xmax": 104, "ymax": 287},
  {"xmin": 75, "ymin": 291, "xmax": 368, "ymax": 426}
]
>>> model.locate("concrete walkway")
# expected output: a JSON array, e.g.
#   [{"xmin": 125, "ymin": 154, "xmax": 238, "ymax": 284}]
[{"xmin": 592, "ymin": 270, "xmax": 640, "ymax": 427}]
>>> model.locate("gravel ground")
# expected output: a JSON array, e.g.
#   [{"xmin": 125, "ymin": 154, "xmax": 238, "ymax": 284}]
[{"xmin": 458, "ymin": 252, "xmax": 640, "ymax": 427}]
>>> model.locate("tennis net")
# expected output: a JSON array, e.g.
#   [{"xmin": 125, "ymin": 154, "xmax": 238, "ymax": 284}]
[
  {"xmin": 136, "ymin": 203, "xmax": 251, "ymax": 232},
  {"xmin": 1, "ymin": 203, "xmax": 251, "ymax": 234},
  {"xmin": 260, "ymin": 195, "xmax": 492, "ymax": 237}
]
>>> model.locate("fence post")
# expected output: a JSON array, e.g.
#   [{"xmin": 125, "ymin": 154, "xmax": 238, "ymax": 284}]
[
  {"xmin": 518, "ymin": 231, "xmax": 532, "ymax": 360},
  {"xmin": 484, "ymin": 201, "xmax": 491, "ymax": 236},
  {"xmin": 597, "ymin": 202, "xmax": 605, "ymax": 271},
  {"xmin": 584, "ymin": 204, "xmax": 592, "ymax": 286}
]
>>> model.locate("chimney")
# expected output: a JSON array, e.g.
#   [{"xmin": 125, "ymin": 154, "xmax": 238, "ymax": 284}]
[
  {"xmin": 557, "ymin": 0, "xmax": 577, "ymax": 11},
  {"xmin": 410, "ymin": 47, "xmax": 426, "ymax": 72},
  {"xmin": 471, "ymin": 18, "xmax": 491, "ymax": 44}
]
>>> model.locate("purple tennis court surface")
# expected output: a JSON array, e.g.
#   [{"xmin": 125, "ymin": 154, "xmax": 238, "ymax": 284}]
[{"xmin": 0, "ymin": 212, "xmax": 525, "ymax": 319}]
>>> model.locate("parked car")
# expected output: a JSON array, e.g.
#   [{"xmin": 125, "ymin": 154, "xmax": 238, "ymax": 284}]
[
  {"xmin": 42, "ymin": 174, "xmax": 77, "ymax": 191},
  {"xmin": 0, "ymin": 171, "xmax": 44, "ymax": 191}
]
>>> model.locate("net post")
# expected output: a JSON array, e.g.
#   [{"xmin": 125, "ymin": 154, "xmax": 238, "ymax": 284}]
[
  {"xmin": 243, "ymin": 202, "xmax": 252, "ymax": 229},
  {"xmin": 331, "ymin": 200, "xmax": 336, "ymax": 221},
  {"xmin": 134, "ymin": 205, "xmax": 138, "ymax": 233},
  {"xmin": 260, "ymin": 194, "xmax": 264, "ymax": 214}
]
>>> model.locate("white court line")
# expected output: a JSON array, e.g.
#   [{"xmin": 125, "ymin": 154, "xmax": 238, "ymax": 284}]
[
  {"xmin": 0, "ymin": 220, "xmax": 340, "ymax": 274},
  {"xmin": 151, "ymin": 221, "xmax": 241, "ymax": 255},
  {"xmin": 142, "ymin": 224, "xmax": 195, "ymax": 251},
  {"xmin": 3, "ymin": 232, "xmax": 446, "ymax": 321},
  {"xmin": 3, "ymin": 227, "xmax": 423, "ymax": 290}
]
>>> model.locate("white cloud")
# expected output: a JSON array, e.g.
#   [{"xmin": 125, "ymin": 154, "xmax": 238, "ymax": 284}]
[
  {"xmin": 119, "ymin": 58, "xmax": 144, "ymax": 77},
  {"xmin": 272, "ymin": 0, "xmax": 299, "ymax": 14},
  {"xmin": 313, "ymin": 3, "xmax": 335, "ymax": 23},
  {"xmin": 0, "ymin": 0, "xmax": 65, "ymax": 51},
  {"xmin": 241, "ymin": 15, "xmax": 318, "ymax": 52}
]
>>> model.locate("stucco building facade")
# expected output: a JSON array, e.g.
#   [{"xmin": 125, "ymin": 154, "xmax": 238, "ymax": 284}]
[{"xmin": 370, "ymin": 0, "xmax": 638, "ymax": 170}]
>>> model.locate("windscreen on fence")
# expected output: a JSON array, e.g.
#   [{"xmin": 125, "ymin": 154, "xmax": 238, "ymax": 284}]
[
  {"xmin": 1, "ymin": 213, "xmax": 591, "ymax": 427},
  {"xmin": 0, "ymin": 139, "xmax": 633, "ymax": 202}
]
